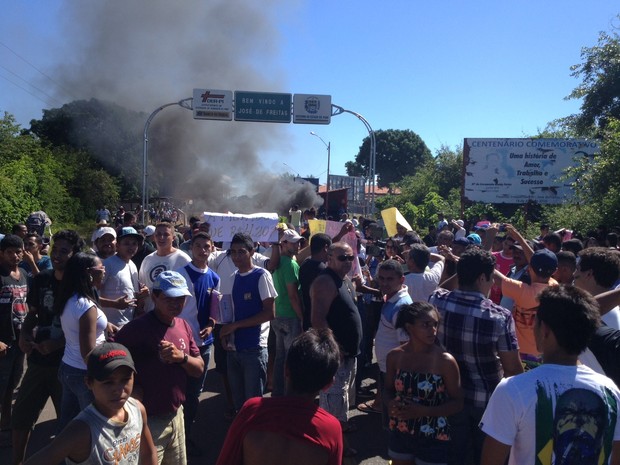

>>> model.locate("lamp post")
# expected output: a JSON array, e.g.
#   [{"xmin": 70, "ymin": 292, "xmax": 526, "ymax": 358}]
[
  {"xmin": 310, "ymin": 131, "xmax": 330, "ymax": 217},
  {"xmin": 330, "ymin": 104, "xmax": 375, "ymax": 216},
  {"xmin": 142, "ymin": 98, "xmax": 192, "ymax": 224}
]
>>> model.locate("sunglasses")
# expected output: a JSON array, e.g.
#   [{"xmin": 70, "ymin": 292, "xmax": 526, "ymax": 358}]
[{"xmin": 335, "ymin": 254, "xmax": 355, "ymax": 262}]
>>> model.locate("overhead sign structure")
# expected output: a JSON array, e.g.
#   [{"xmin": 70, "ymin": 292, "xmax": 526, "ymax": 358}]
[
  {"xmin": 463, "ymin": 138, "xmax": 600, "ymax": 204},
  {"xmin": 293, "ymin": 94, "xmax": 331, "ymax": 124},
  {"xmin": 192, "ymin": 89, "xmax": 233, "ymax": 120},
  {"xmin": 234, "ymin": 91, "xmax": 292, "ymax": 123}
]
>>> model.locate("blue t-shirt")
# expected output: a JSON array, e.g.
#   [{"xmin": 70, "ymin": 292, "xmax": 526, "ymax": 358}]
[{"xmin": 232, "ymin": 268, "xmax": 268, "ymax": 351}]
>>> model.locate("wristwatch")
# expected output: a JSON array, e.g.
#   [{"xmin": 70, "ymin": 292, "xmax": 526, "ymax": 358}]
[{"xmin": 179, "ymin": 353, "xmax": 188, "ymax": 365}]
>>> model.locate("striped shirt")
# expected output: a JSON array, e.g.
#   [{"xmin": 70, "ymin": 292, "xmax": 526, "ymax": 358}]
[{"xmin": 429, "ymin": 288, "xmax": 519, "ymax": 409}]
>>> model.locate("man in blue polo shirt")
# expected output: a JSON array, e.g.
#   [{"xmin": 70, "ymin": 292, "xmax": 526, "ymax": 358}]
[{"xmin": 219, "ymin": 233, "xmax": 277, "ymax": 412}]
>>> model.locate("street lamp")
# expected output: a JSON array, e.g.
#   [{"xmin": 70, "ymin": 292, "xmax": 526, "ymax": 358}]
[
  {"xmin": 330, "ymin": 104, "xmax": 375, "ymax": 216},
  {"xmin": 310, "ymin": 131, "xmax": 331, "ymax": 217},
  {"xmin": 142, "ymin": 98, "xmax": 192, "ymax": 224}
]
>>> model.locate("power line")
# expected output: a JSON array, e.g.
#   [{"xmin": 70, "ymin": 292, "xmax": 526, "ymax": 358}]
[
  {"xmin": 0, "ymin": 40, "xmax": 77, "ymax": 101},
  {"xmin": 0, "ymin": 64, "xmax": 64, "ymax": 106},
  {"xmin": 0, "ymin": 73, "xmax": 57, "ymax": 108}
]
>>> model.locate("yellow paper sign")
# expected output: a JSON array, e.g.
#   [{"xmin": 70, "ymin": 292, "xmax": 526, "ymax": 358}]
[{"xmin": 381, "ymin": 207, "xmax": 413, "ymax": 237}]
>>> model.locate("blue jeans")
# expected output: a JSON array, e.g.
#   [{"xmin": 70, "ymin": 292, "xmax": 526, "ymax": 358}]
[
  {"xmin": 57, "ymin": 362, "xmax": 93, "ymax": 432},
  {"xmin": 271, "ymin": 316, "xmax": 302, "ymax": 397},
  {"xmin": 227, "ymin": 347, "xmax": 268, "ymax": 411},
  {"xmin": 183, "ymin": 343, "xmax": 211, "ymax": 435},
  {"xmin": 447, "ymin": 404, "xmax": 486, "ymax": 465}
]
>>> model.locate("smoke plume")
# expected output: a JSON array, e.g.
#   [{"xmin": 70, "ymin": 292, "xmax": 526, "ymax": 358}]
[{"xmin": 49, "ymin": 0, "xmax": 322, "ymax": 216}]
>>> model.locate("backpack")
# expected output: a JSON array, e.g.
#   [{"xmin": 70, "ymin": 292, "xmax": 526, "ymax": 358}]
[{"xmin": 26, "ymin": 211, "xmax": 52, "ymax": 236}]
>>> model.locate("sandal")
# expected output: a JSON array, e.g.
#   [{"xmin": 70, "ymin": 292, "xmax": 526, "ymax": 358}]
[
  {"xmin": 340, "ymin": 421, "xmax": 358, "ymax": 433},
  {"xmin": 357, "ymin": 401, "xmax": 381, "ymax": 414}
]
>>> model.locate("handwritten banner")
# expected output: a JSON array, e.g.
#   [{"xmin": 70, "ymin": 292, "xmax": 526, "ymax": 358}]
[{"xmin": 202, "ymin": 212, "xmax": 279, "ymax": 242}]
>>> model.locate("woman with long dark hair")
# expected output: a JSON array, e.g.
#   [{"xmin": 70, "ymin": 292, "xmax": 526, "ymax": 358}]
[{"xmin": 55, "ymin": 252, "xmax": 110, "ymax": 430}]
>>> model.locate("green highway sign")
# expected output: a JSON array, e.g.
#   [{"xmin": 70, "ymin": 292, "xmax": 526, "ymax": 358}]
[{"xmin": 234, "ymin": 91, "xmax": 292, "ymax": 123}]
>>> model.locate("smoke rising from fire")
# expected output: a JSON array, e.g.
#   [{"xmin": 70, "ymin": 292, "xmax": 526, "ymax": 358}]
[{"xmin": 50, "ymin": 0, "xmax": 322, "ymax": 215}]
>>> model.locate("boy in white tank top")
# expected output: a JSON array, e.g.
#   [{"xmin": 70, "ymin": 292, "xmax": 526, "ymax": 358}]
[{"xmin": 25, "ymin": 342, "xmax": 157, "ymax": 465}]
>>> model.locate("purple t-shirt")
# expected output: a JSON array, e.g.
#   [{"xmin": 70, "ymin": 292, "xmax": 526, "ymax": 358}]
[{"xmin": 116, "ymin": 311, "xmax": 199, "ymax": 416}]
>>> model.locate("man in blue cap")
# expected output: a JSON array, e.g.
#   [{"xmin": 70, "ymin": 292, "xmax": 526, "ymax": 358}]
[{"xmin": 116, "ymin": 270, "xmax": 204, "ymax": 465}]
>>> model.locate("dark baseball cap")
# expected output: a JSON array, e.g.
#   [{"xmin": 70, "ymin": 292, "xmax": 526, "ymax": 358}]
[
  {"xmin": 530, "ymin": 248, "xmax": 558, "ymax": 274},
  {"xmin": 453, "ymin": 237, "xmax": 470, "ymax": 247},
  {"xmin": 87, "ymin": 342, "xmax": 136, "ymax": 381}
]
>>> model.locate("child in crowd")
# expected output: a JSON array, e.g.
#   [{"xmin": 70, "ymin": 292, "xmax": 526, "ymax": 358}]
[{"xmin": 25, "ymin": 342, "xmax": 157, "ymax": 465}]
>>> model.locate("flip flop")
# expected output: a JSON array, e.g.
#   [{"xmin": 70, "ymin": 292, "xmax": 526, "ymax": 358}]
[
  {"xmin": 340, "ymin": 421, "xmax": 358, "ymax": 433},
  {"xmin": 357, "ymin": 401, "xmax": 381, "ymax": 414}
]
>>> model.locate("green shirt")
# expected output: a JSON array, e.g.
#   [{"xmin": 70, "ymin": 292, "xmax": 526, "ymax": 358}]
[{"xmin": 272, "ymin": 255, "xmax": 300, "ymax": 318}]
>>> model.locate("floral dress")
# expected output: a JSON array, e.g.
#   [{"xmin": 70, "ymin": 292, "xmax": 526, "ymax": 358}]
[{"xmin": 388, "ymin": 370, "xmax": 451, "ymax": 441}]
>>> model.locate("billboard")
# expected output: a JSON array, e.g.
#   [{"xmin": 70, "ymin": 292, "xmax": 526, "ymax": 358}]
[{"xmin": 463, "ymin": 138, "xmax": 599, "ymax": 204}]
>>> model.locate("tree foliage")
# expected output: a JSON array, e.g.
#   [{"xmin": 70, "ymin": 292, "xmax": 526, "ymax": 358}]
[
  {"xmin": 29, "ymin": 99, "xmax": 144, "ymax": 199},
  {"xmin": 567, "ymin": 26, "xmax": 620, "ymax": 134},
  {"xmin": 374, "ymin": 145, "xmax": 462, "ymax": 229},
  {"xmin": 0, "ymin": 111, "xmax": 119, "ymax": 231},
  {"xmin": 0, "ymin": 114, "xmax": 50, "ymax": 231},
  {"xmin": 346, "ymin": 129, "xmax": 432, "ymax": 187}
]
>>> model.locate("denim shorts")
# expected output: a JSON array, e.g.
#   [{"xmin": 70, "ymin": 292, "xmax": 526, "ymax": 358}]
[{"xmin": 388, "ymin": 432, "xmax": 449, "ymax": 464}]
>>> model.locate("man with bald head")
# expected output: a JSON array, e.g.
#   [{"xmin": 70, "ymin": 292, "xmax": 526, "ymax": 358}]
[{"xmin": 311, "ymin": 242, "xmax": 362, "ymax": 438}]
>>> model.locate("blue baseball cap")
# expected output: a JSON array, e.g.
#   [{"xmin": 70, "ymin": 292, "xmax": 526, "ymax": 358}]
[
  {"xmin": 467, "ymin": 233, "xmax": 482, "ymax": 245},
  {"xmin": 153, "ymin": 271, "xmax": 191, "ymax": 297},
  {"xmin": 118, "ymin": 226, "xmax": 144, "ymax": 244}
]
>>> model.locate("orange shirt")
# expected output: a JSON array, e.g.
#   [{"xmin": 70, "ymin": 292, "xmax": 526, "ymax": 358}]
[{"xmin": 501, "ymin": 277, "xmax": 557, "ymax": 357}]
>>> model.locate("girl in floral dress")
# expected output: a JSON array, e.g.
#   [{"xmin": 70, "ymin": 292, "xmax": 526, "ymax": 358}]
[{"xmin": 385, "ymin": 302, "xmax": 463, "ymax": 465}]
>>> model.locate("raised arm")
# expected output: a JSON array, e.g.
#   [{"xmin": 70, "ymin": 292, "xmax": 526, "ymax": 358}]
[{"xmin": 505, "ymin": 224, "xmax": 535, "ymax": 264}]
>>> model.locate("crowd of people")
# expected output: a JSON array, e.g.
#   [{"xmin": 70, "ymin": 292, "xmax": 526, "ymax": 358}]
[{"xmin": 1, "ymin": 207, "xmax": 620, "ymax": 465}]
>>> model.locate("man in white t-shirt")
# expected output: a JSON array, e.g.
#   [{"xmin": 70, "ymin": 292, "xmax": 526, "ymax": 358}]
[
  {"xmin": 404, "ymin": 243, "xmax": 445, "ymax": 302},
  {"xmin": 480, "ymin": 285, "xmax": 620, "ymax": 465},
  {"xmin": 139, "ymin": 222, "xmax": 191, "ymax": 312},
  {"xmin": 100, "ymin": 227, "xmax": 145, "ymax": 327}
]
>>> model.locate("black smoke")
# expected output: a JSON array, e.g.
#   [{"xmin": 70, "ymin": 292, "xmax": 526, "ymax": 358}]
[{"xmin": 48, "ymin": 0, "xmax": 322, "ymax": 215}]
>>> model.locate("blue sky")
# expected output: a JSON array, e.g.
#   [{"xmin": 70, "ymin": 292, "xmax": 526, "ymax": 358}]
[{"xmin": 1, "ymin": 1, "xmax": 619, "ymax": 186}]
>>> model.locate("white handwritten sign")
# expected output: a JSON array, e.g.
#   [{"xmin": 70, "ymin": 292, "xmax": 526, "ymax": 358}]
[{"xmin": 202, "ymin": 212, "xmax": 279, "ymax": 242}]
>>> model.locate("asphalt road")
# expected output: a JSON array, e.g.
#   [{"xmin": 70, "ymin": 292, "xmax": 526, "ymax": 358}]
[{"xmin": 1, "ymin": 360, "xmax": 390, "ymax": 465}]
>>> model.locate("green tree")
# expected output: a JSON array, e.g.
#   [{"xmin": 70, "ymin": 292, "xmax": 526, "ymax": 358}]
[
  {"xmin": 567, "ymin": 26, "xmax": 620, "ymax": 134},
  {"xmin": 29, "ymin": 99, "xmax": 144, "ymax": 200},
  {"xmin": 346, "ymin": 129, "xmax": 432, "ymax": 187},
  {"xmin": 0, "ymin": 113, "xmax": 64, "ymax": 230}
]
